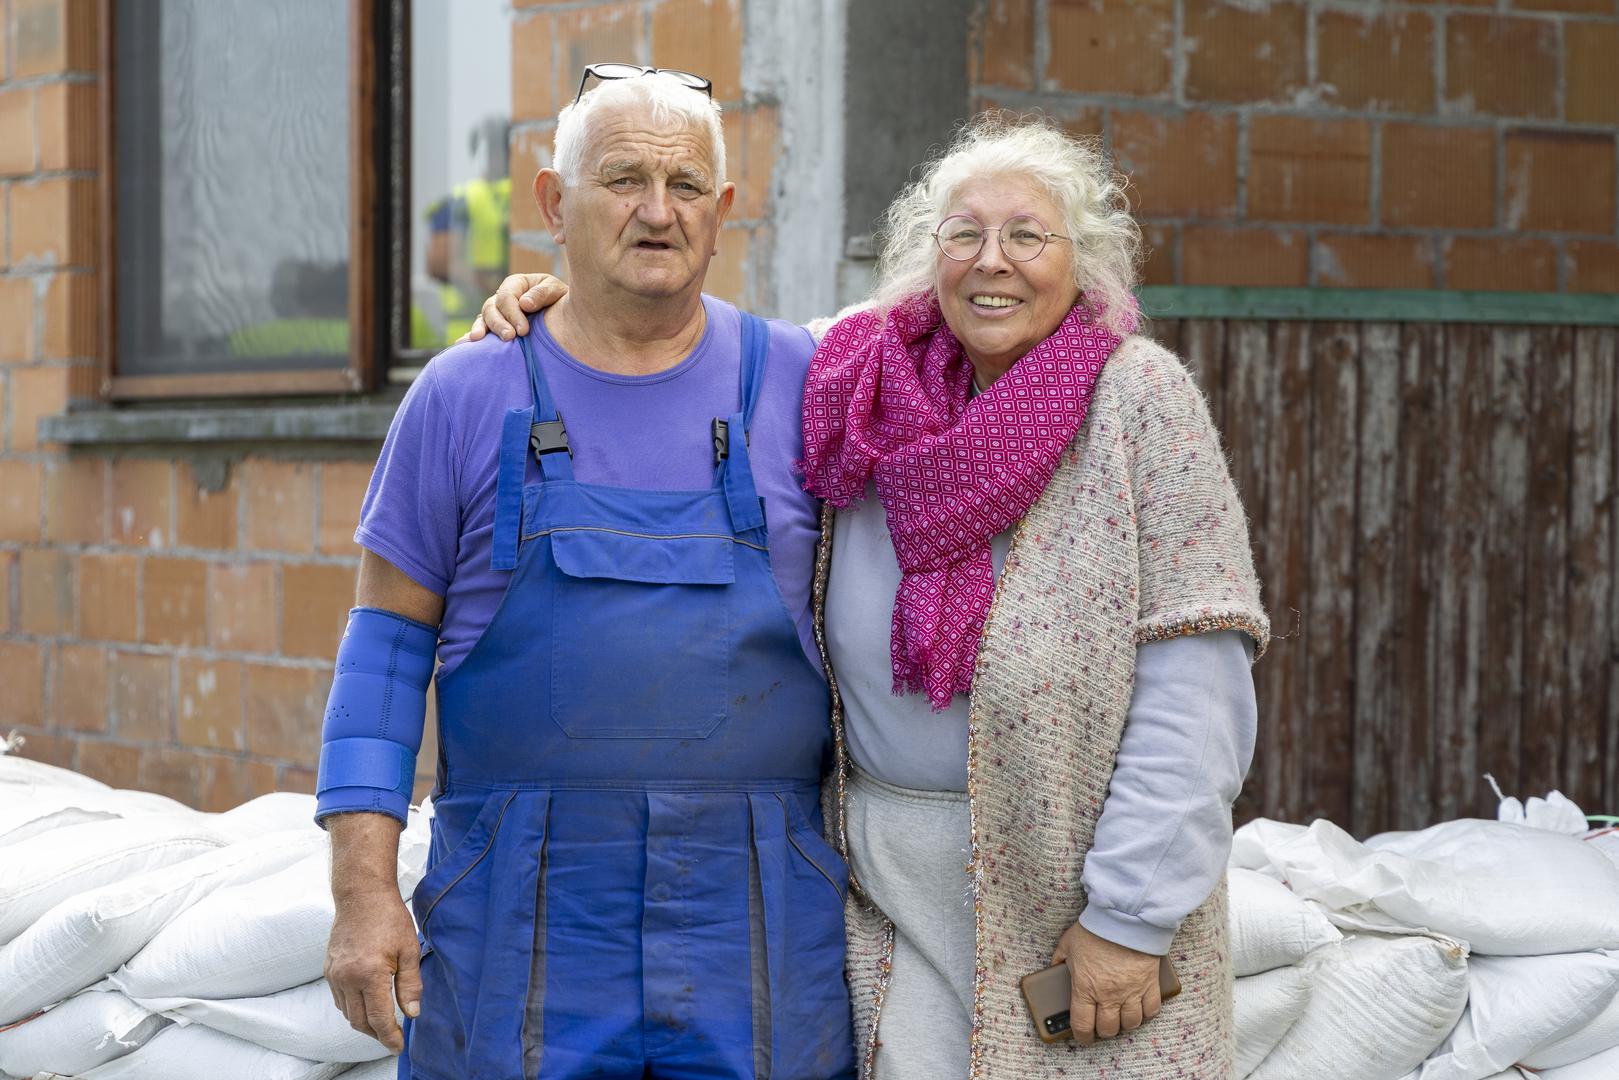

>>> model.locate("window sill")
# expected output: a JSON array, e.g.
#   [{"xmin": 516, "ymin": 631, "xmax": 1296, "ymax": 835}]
[{"xmin": 39, "ymin": 401, "xmax": 399, "ymax": 446}]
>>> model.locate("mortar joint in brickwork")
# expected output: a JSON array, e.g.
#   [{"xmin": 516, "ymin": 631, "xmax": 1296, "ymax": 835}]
[{"xmin": 1034, "ymin": 0, "xmax": 1051, "ymax": 95}]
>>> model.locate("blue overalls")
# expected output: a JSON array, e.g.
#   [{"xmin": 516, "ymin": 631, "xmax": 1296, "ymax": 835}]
[{"xmin": 403, "ymin": 315, "xmax": 856, "ymax": 1080}]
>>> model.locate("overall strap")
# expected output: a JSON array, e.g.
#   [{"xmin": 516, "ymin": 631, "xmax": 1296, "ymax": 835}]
[
  {"xmin": 721, "ymin": 312, "xmax": 770, "ymax": 534},
  {"xmin": 491, "ymin": 333, "xmax": 573, "ymax": 571}
]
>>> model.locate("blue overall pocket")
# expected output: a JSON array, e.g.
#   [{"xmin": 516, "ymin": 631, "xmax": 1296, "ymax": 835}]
[{"xmin": 548, "ymin": 527, "xmax": 734, "ymax": 739}]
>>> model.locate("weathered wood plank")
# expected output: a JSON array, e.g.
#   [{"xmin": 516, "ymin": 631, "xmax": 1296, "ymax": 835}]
[
  {"xmin": 1353, "ymin": 323, "xmax": 1402, "ymax": 835},
  {"xmin": 1566, "ymin": 328, "xmax": 1612, "ymax": 808},
  {"xmin": 1178, "ymin": 320, "xmax": 1226, "ymax": 432},
  {"xmin": 1521, "ymin": 327, "xmax": 1572, "ymax": 799},
  {"xmin": 1480, "ymin": 327, "xmax": 1531, "ymax": 808},
  {"xmin": 1150, "ymin": 318, "xmax": 1183, "ymax": 358},
  {"xmin": 1395, "ymin": 323, "xmax": 1444, "ymax": 830},
  {"xmin": 1307, "ymin": 323, "xmax": 1359, "ymax": 829},
  {"xmin": 1433, "ymin": 324, "xmax": 1489, "ymax": 820}
]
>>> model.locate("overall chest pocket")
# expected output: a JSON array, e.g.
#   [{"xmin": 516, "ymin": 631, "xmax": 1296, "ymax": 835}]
[{"xmin": 547, "ymin": 527, "xmax": 735, "ymax": 739}]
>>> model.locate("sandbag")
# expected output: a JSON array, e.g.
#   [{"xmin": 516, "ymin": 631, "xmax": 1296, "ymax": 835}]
[
  {"xmin": 340, "ymin": 1057, "xmax": 401, "ymax": 1080},
  {"xmin": 0, "ymin": 830, "xmax": 320, "ymax": 1025},
  {"xmin": 131, "ymin": 979, "xmax": 389, "ymax": 1064},
  {"xmin": 1229, "ymin": 867, "xmax": 1341, "ymax": 977},
  {"xmin": 76, "ymin": 1023, "xmax": 350, "ymax": 1080},
  {"xmin": 1521, "ymin": 968, "xmax": 1619, "ymax": 1070},
  {"xmin": 1234, "ymin": 963, "xmax": 1311, "ymax": 1078},
  {"xmin": 1412, "ymin": 951, "xmax": 1619, "ymax": 1079},
  {"xmin": 1587, "ymin": 828, "xmax": 1619, "ymax": 873},
  {"xmin": 0, "ymin": 784, "xmax": 192, "ymax": 849},
  {"xmin": 1234, "ymin": 818, "xmax": 1619, "ymax": 955},
  {"xmin": 210, "ymin": 792, "xmax": 322, "ymax": 844},
  {"xmin": 1247, "ymin": 932, "xmax": 1469, "ymax": 1080},
  {"xmin": 0, "ymin": 991, "xmax": 166, "ymax": 1078},
  {"xmin": 0, "ymin": 753, "xmax": 108, "ymax": 791},
  {"xmin": 1532, "ymin": 1044, "xmax": 1619, "ymax": 1079},
  {"xmin": 0, "ymin": 816, "xmax": 225, "ymax": 946}
]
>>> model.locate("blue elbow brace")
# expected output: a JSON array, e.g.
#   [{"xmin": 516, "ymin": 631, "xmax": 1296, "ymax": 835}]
[{"xmin": 314, "ymin": 606, "xmax": 437, "ymax": 827}]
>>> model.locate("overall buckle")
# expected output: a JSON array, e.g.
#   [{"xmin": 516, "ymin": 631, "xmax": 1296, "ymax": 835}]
[{"xmin": 530, "ymin": 418, "xmax": 571, "ymax": 460}]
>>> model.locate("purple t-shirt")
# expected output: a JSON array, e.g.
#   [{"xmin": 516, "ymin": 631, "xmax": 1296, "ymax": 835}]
[{"xmin": 356, "ymin": 295, "xmax": 821, "ymax": 678}]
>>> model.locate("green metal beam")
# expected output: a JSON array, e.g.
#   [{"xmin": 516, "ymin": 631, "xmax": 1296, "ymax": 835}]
[{"xmin": 1137, "ymin": 286, "xmax": 1619, "ymax": 326}]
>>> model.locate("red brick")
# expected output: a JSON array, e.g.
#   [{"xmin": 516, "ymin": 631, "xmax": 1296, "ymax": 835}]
[
  {"xmin": 1313, "ymin": 233, "xmax": 1437, "ymax": 289},
  {"xmin": 141, "ymin": 556, "xmax": 208, "ymax": 647},
  {"xmin": 178, "ymin": 657, "xmax": 245, "ymax": 751},
  {"xmin": 318, "ymin": 462, "xmax": 371, "ymax": 556},
  {"xmin": 1248, "ymin": 116, "xmax": 1372, "ymax": 224},
  {"xmin": 652, "ymin": 0, "xmax": 743, "ymax": 103},
  {"xmin": 241, "ymin": 459, "xmax": 315, "ymax": 553},
  {"xmin": 1111, "ymin": 110, "xmax": 1237, "ymax": 219},
  {"xmin": 1051, "ymin": 104, "xmax": 1106, "ymax": 142},
  {"xmin": 76, "ymin": 740, "xmax": 140, "ymax": 791},
  {"xmin": 0, "ymin": 278, "xmax": 34, "ymax": 362},
  {"xmin": 45, "ymin": 455, "xmax": 106, "ymax": 543},
  {"xmin": 1381, "ymin": 123, "xmax": 1496, "ymax": 231},
  {"xmin": 1445, "ymin": 236, "xmax": 1558, "ymax": 292},
  {"xmin": 19, "ymin": 547, "xmax": 73, "ymax": 635},
  {"xmin": 282, "ymin": 562, "xmax": 358, "ymax": 660},
  {"xmin": 42, "ymin": 272, "xmax": 100, "ymax": 361},
  {"xmin": 0, "ymin": 550, "xmax": 13, "ymax": 631},
  {"xmin": 53, "ymin": 642, "xmax": 108, "ymax": 733},
  {"xmin": 110, "ymin": 458, "xmax": 174, "ymax": 549},
  {"xmin": 137, "ymin": 747, "xmax": 199, "ymax": 807},
  {"xmin": 1316, "ymin": 10, "xmax": 1435, "ymax": 113},
  {"xmin": 973, "ymin": 0, "xmax": 1036, "ymax": 91},
  {"xmin": 510, "ymin": 242, "xmax": 556, "ymax": 277},
  {"xmin": 79, "ymin": 552, "xmax": 139, "ymax": 641},
  {"xmin": 9, "ymin": 364, "xmax": 69, "ymax": 451},
  {"xmin": 0, "ymin": 642, "xmax": 46, "ymax": 727},
  {"xmin": 1509, "ymin": 0, "xmax": 1613, "ymax": 12},
  {"xmin": 729, "ymin": 105, "xmax": 778, "ymax": 222},
  {"xmin": 1568, "ymin": 23, "xmax": 1619, "ymax": 126},
  {"xmin": 208, "ymin": 561, "xmax": 279, "ymax": 654},
  {"xmin": 279, "ymin": 764, "xmax": 320, "ymax": 795},
  {"xmin": 244, "ymin": 663, "xmax": 330, "ymax": 761},
  {"xmin": 10, "ymin": 178, "xmax": 97, "ymax": 267},
  {"xmin": 509, "ymin": 127, "xmax": 552, "ymax": 238},
  {"xmin": 0, "ymin": 87, "xmax": 34, "ymax": 176},
  {"xmin": 1182, "ymin": 226, "xmax": 1308, "ymax": 286},
  {"xmin": 1141, "ymin": 223, "xmax": 1177, "ymax": 286},
  {"xmin": 37, "ymin": 81, "xmax": 98, "ymax": 171},
  {"xmin": 110, "ymin": 650, "xmax": 172, "ymax": 741},
  {"xmin": 1567, "ymin": 241, "xmax": 1619, "ymax": 294},
  {"xmin": 1445, "ymin": 15, "xmax": 1559, "ymax": 120},
  {"xmin": 1504, "ymin": 131, "xmax": 1616, "ymax": 235},
  {"xmin": 1049, "ymin": 0, "xmax": 1173, "ymax": 98},
  {"xmin": 706, "ymin": 226, "xmax": 749, "ymax": 306},
  {"xmin": 12, "ymin": 0, "xmax": 99, "ymax": 78},
  {"xmin": 196, "ymin": 753, "xmax": 278, "ymax": 813},
  {"xmin": 176, "ymin": 462, "xmax": 238, "ymax": 551},
  {"xmin": 553, "ymin": 4, "xmax": 645, "ymax": 111},
  {"xmin": 512, "ymin": 12, "xmax": 556, "ymax": 123},
  {"xmin": 0, "ymin": 459, "xmax": 43, "ymax": 541},
  {"xmin": 1184, "ymin": 0, "xmax": 1307, "ymax": 104},
  {"xmin": 5, "ymin": 726, "xmax": 76, "ymax": 770}
]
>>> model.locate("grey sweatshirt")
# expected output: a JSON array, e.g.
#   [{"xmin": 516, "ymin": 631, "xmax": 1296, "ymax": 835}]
[{"xmin": 825, "ymin": 488, "xmax": 1258, "ymax": 955}]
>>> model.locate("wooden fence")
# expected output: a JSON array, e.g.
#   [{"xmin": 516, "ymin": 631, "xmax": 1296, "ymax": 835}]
[{"xmin": 1152, "ymin": 320, "xmax": 1618, "ymax": 838}]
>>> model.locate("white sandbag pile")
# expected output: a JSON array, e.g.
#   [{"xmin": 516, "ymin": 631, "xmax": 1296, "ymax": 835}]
[
  {"xmin": 1229, "ymin": 785, "xmax": 1619, "ymax": 1080},
  {"xmin": 0, "ymin": 748, "xmax": 422, "ymax": 1078}
]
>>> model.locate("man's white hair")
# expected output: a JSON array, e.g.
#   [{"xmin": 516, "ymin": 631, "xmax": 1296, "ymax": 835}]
[
  {"xmin": 871, "ymin": 113, "xmax": 1141, "ymax": 338},
  {"xmin": 552, "ymin": 72, "xmax": 726, "ymax": 188}
]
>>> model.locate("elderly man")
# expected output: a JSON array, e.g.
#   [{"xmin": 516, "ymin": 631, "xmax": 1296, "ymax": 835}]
[{"xmin": 315, "ymin": 66, "xmax": 855, "ymax": 1080}]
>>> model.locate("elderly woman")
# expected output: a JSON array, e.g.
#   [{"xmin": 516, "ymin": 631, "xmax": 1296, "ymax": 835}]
[{"xmin": 474, "ymin": 113, "xmax": 1266, "ymax": 1080}]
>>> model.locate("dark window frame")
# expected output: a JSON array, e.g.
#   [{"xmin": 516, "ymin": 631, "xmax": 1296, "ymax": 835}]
[{"xmin": 96, "ymin": 0, "xmax": 402, "ymax": 400}]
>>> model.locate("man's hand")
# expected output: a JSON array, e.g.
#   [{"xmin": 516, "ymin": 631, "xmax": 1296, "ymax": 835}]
[
  {"xmin": 458, "ymin": 273, "xmax": 569, "ymax": 343},
  {"xmin": 325, "ymin": 812, "xmax": 419, "ymax": 1054},
  {"xmin": 1051, "ymin": 921, "xmax": 1163, "ymax": 1045}
]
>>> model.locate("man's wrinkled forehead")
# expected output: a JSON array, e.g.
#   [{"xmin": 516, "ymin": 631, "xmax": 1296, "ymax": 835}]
[{"xmin": 580, "ymin": 102, "xmax": 718, "ymax": 179}]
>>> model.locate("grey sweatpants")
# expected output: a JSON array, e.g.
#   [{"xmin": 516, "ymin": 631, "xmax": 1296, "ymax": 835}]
[{"xmin": 846, "ymin": 768, "xmax": 977, "ymax": 1079}]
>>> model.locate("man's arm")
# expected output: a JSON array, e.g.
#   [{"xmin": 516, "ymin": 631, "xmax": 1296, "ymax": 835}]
[{"xmin": 322, "ymin": 551, "xmax": 444, "ymax": 1054}]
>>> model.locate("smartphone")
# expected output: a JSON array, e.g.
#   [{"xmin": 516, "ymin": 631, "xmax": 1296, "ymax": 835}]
[{"xmin": 1019, "ymin": 955, "xmax": 1182, "ymax": 1044}]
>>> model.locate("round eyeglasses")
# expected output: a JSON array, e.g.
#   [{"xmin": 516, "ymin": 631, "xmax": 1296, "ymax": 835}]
[
  {"xmin": 575, "ymin": 63, "xmax": 713, "ymax": 105},
  {"xmin": 932, "ymin": 214, "xmax": 1070, "ymax": 262}
]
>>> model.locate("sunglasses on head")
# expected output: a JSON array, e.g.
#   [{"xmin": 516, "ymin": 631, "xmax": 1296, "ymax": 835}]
[{"xmin": 575, "ymin": 63, "xmax": 713, "ymax": 105}]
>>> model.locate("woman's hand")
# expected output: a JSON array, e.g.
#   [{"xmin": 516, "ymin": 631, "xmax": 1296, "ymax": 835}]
[
  {"xmin": 1051, "ymin": 921, "xmax": 1163, "ymax": 1044},
  {"xmin": 457, "ymin": 273, "xmax": 570, "ymax": 343}
]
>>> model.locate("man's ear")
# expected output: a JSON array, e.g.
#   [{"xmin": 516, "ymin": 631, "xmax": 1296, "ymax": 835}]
[
  {"xmin": 535, "ymin": 169, "xmax": 567, "ymax": 243},
  {"xmin": 714, "ymin": 181, "xmax": 736, "ymax": 233}
]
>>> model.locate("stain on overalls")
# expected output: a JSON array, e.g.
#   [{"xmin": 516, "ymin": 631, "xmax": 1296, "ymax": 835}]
[{"xmin": 400, "ymin": 314, "xmax": 856, "ymax": 1080}]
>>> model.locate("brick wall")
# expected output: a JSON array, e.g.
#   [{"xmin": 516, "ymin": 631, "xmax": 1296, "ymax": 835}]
[
  {"xmin": 972, "ymin": 0, "xmax": 1619, "ymax": 293},
  {"xmin": 509, "ymin": 0, "xmax": 776, "ymax": 310}
]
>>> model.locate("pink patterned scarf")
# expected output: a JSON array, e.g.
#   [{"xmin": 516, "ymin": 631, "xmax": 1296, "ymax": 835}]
[{"xmin": 801, "ymin": 292, "xmax": 1128, "ymax": 710}]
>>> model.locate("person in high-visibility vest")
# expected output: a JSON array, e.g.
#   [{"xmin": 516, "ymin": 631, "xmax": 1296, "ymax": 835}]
[{"xmin": 418, "ymin": 116, "xmax": 512, "ymax": 348}]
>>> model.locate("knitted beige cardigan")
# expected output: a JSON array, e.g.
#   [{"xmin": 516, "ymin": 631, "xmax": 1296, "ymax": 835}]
[{"xmin": 811, "ymin": 335, "xmax": 1270, "ymax": 1080}]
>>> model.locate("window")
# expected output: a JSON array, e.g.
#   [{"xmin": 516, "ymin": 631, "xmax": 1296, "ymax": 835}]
[{"xmin": 102, "ymin": 0, "xmax": 383, "ymax": 398}]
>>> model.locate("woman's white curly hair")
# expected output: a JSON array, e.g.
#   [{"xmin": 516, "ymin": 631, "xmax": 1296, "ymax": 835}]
[{"xmin": 871, "ymin": 112, "xmax": 1142, "ymax": 338}]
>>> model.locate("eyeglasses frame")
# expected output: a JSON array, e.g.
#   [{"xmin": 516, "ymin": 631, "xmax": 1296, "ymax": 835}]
[
  {"xmin": 932, "ymin": 213, "xmax": 1071, "ymax": 263},
  {"xmin": 574, "ymin": 63, "xmax": 714, "ymax": 105}
]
